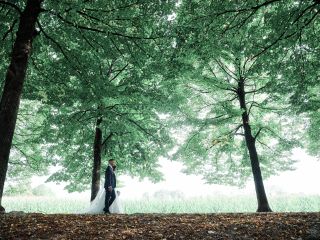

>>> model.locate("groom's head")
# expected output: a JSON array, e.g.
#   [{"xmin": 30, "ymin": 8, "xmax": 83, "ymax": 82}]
[{"xmin": 108, "ymin": 159, "xmax": 116, "ymax": 167}]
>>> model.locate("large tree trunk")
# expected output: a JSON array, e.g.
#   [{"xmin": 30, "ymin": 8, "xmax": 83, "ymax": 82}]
[
  {"xmin": 91, "ymin": 118, "xmax": 102, "ymax": 202},
  {"xmin": 0, "ymin": 0, "xmax": 42, "ymax": 211},
  {"xmin": 237, "ymin": 78, "xmax": 272, "ymax": 212}
]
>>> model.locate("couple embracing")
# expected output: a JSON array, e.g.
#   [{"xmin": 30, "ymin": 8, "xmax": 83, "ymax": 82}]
[{"xmin": 86, "ymin": 159, "xmax": 122, "ymax": 214}]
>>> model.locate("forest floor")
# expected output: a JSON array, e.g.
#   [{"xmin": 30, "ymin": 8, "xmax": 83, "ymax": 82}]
[{"xmin": 0, "ymin": 212, "xmax": 320, "ymax": 240}]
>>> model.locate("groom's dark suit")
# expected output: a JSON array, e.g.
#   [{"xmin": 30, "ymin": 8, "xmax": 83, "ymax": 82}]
[{"xmin": 103, "ymin": 165, "xmax": 116, "ymax": 213}]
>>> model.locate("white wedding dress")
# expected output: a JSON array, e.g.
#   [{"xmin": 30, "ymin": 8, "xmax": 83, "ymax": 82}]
[{"xmin": 85, "ymin": 186, "xmax": 123, "ymax": 214}]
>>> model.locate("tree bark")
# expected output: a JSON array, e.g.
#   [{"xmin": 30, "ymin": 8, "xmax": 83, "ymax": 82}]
[
  {"xmin": 237, "ymin": 78, "xmax": 272, "ymax": 212},
  {"xmin": 91, "ymin": 118, "xmax": 102, "ymax": 202},
  {"xmin": 0, "ymin": 0, "xmax": 42, "ymax": 211}
]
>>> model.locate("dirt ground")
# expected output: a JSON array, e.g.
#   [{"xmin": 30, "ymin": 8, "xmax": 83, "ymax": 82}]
[{"xmin": 0, "ymin": 212, "xmax": 319, "ymax": 239}]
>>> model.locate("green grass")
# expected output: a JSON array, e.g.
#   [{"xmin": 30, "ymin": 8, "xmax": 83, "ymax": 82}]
[{"xmin": 2, "ymin": 195, "xmax": 320, "ymax": 214}]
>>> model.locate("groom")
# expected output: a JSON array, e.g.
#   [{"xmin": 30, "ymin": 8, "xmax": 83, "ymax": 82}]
[{"xmin": 103, "ymin": 159, "xmax": 117, "ymax": 214}]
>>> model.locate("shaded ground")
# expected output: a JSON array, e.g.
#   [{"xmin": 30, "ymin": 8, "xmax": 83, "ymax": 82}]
[{"xmin": 0, "ymin": 212, "xmax": 319, "ymax": 239}]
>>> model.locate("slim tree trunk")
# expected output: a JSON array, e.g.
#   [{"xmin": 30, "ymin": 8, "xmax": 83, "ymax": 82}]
[
  {"xmin": 237, "ymin": 78, "xmax": 272, "ymax": 212},
  {"xmin": 91, "ymin": 118, "xmax": 102, "ymax": 201},
  {"xmin": 0, "ymin": 0, "xmax": 42, "ymax": 211}
]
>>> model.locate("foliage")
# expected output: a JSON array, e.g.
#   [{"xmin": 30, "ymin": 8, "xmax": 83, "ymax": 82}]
[
  {"xmin": 8, "ymin": 100, "xmax": 50, "ymax": 179},
  {"xmin": 3, "ymin": 177, "xmax": 32, "ymax": 197},
  {"xmin": 170, "ymin": 0, "xmax": 305, "ymax": 187},
  {"xmin": 0, "ymin": 0, "xmax": 177, "ymax": 192}
]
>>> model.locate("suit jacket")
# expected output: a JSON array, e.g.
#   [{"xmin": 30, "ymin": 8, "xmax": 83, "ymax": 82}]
[{"xmin": 104, "ymin": 165, "xmax": 116, "ymax": 189}]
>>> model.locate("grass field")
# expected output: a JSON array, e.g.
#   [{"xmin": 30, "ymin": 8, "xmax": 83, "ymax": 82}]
[{"xmin": 3, "ymin": 195, "xmax": 320, "ymax": 214}]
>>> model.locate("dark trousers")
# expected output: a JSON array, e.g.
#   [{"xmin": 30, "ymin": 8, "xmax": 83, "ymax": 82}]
[{"xmin": 104, "ymin": 188, "xmax": 116, "ymax": 213}]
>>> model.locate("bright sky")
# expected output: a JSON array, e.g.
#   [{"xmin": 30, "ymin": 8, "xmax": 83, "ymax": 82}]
[{"xmin": 31, "ymin": 148, "xmax": 320, "ymax": 200}]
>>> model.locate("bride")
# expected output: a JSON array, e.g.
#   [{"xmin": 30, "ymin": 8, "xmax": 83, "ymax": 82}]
[
  {"xmin": 85, "ymin": 166, "xmax": 123, "ymax": 214},
  {"xmin": 85, "ymin": 187, "xmax": 122, "ymax": 214}
]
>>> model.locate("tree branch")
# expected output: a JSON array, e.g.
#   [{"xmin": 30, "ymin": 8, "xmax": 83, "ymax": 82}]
[
  {"xmin": 245, "ymin": 84, "xmax": 268, "ymax": 94},
  {"xmin": 84, "ymin": 1, "xmax": 140, "ymax": 14},
  {"xmin": 127, "ymin": 118, "xmax": 157, "ymax": 140},
  {"xmin": 250, "ymin": 102, "xmax": 289, "ymax": 112},
  {"xmin": 12, "ymin": 144, "xmax": 40, "ymax": 171},
  {"xmin": 254, "ymin": 127, "xmax": 264, "ymax": 140},
  {"xmin": 2, "ymin": 18, "xmax": 17, "ymax": 41},
  {"xmin": 47, "ymin": 10, "xmax": 166, "ymax": 40},
  {"xmin": 214, "ymin": 59, "xmax": 238, "ymax": 81},
  {"xmin": 216, "ymin": 0, "xmax": 283, "ymax": 16},
  {"xmin": 291, "ymin": 3, "xmax": 317, "ymax": 25},
  {"xmin": 256, "ymin": 139, "xmax": 272, "ymax": 151},
  {"xmin": 185, "ymin": 84, "xmax": 211, "ymax": 94},
  {"xmin": 102, "ymin": 132, "xmax": 113, "ymax": 147},
  {"xmin": 0, "ymin": 1, "xmax": 22, "ymax": 15},
  {"xmin": 214, "ymin": 124, "xmax": 243, "ymax": 141},
  {"xmin": 109, "ymin": 63, "xmax": 129, "ymax": 82},
  {"xmin": 37, "ymin": 20, "xmax": 70, "ymax": 61}
]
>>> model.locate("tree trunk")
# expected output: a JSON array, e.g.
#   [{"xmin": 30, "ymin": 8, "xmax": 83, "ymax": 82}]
[
  {"xmin": 237, "ymin": 78, "xmax": 272, "ymax": 212},
  {"xmin": 0, "ymin": 0, "xmax": 42, "ymax": 211},
  {"xmin": 91, "ymin": 118, "xmax": 102, "ymax": 202}
]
